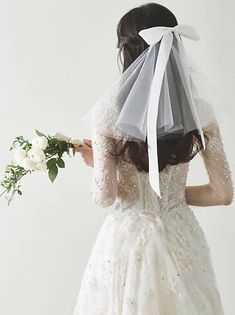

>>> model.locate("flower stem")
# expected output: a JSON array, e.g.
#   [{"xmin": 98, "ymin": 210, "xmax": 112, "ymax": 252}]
[{"xmin": 0, "ymin": 188, "xmax": 7, "ymax": 198}]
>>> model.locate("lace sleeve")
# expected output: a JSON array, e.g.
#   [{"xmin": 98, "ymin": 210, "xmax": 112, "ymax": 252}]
[
  {"xmin": 90, "ymin": 128, "xmax": 117, "ymax": 207},
  {"xmin": 200, "ymin": 120, "xmax": 233, "ymax": 204},
  {"xmin": 186, "ymin": 120, "xmax": 233, "ymax": 206}
]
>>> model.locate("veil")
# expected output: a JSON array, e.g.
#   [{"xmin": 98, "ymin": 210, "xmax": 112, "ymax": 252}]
[{"xmin": 81, "ymin": 24, "xmax": 219, "ymax": 198}]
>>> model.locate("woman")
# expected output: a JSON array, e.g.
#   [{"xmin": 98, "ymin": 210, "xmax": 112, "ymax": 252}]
[{"xmin": 73, "ymin": 3, "xmax": 233, "ymax": 314}]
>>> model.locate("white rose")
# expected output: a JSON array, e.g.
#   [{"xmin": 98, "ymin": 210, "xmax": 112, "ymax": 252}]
[
  {"xmin": 31, "ymin": 136, "xmax": 48, "ymax": 150},
  {"xmin": 35, "ymin": 160, "xmax": 47, "ymax": 172},
  {"xmin": 54, "ymin": 132, "xmax": 83, "ymax": 146},
  {"xmin": 20, "ymin": 158, "xmax": 37, "ymax": 171},
  {"xmin": 54, "ymin": 132, "xmax": 70, "ymax": 142},
  {"xmin": 14, "ymin": 148, "xmax": 27, "ymax": 164},
  {"xmin": 27, "ymin": 148, "xmax": 46, "ymax": 163},
  {"xmin": 71, "ymin": 139, "xmax": 83, "ymax": 146}
]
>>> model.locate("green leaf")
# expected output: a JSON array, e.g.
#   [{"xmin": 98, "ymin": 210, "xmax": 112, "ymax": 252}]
[
  {"xmin": 56, "ymin": 158, "xmax": 65, "ymax": 168},
  {"xmin": 57, "ymin": 140, "xmax": 67, "ymax": 152},
  {"xmin": 46, "ymin": 158, "xmax": 57, "ymax": 169},
  {"xmin": 48, "ymin": 165, "xmax": 58, "ymax": 183},
  {"xmin": 48, "ymin": 138, "xmax": 57, "ymax": 145},
  {"xmin": 35, "ymin": 129, "xmax": 47, "ymax": 138}
]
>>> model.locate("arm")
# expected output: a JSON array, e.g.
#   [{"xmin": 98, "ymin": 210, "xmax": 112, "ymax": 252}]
[
  {"xmin": 185, "ymin": 121, "xmax": 233, "ymax": 206},
  {"xmin": 90, "ymin": 129, "xmax": 117, "ymax": 207}
]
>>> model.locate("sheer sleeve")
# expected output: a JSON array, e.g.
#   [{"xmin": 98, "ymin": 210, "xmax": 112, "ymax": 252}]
[
  {"xmin": 186, "ymin": 120, "xmax": 233, "ymax": 206},
  {"xmin": 90, "ymin": 128, "xmax": 118, "ymax": 207},
  {"xmin": 200, "ymin": 121, "xmax": 233, "ymax": 204}
]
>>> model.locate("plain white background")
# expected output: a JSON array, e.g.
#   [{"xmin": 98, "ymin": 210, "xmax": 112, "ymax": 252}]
[{"xmin": 0, "ymin": 1, "xmax": 234, "ymax": 314}]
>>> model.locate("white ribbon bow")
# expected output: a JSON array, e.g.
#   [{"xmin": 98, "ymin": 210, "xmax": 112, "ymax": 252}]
[{"xmin": 138, "ymin": 24, "xmax": 205, "ymax": 198}]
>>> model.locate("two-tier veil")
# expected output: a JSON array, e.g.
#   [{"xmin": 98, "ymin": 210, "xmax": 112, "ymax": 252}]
[{"xmin": 81, "ymin": 24, "xmax": 219, "ymax": 198}]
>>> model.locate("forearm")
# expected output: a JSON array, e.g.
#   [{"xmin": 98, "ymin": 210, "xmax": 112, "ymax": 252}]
[{"xmin": 185, "ymin": 184, "xmax": 228, "ymax": 207}]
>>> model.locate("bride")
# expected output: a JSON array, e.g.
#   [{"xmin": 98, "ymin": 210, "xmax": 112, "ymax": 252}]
[{"xmin": 73, "ymin": 3, "xmax": 233, "ymax": 314}]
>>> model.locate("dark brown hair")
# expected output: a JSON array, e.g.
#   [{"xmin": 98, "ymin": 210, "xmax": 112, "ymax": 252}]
[{"xmin": 112, "ymin": 2, "xmax": 208, "ymax": 172}]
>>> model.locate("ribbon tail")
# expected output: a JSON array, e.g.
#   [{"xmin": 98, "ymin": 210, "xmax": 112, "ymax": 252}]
[{"xmin": 147, "ymin": 33, "xmax": 174, "ymax": 198}]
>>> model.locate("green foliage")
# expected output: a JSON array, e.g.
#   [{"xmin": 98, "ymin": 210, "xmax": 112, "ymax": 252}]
[
  {"xmin": 10, "ymin": 136, "xmax": 31, "ymax": 151},
  {"xmin": 56, "ymin": 158, "xmax": 65, "ymax": 168},
  {"xmin": 35, "ymin": 129, "xmax": 47, "ymax": 138},
  {"xmin": 46, "ymin": 158, "xmax": 57, "ymax": 169},
  {"xmin": 0, "ymin": 164, "xmax": 31, "ymax": 205},
  {"xmin": 48, "ymin": 164, "xmax": 58, "ymax": 183}
]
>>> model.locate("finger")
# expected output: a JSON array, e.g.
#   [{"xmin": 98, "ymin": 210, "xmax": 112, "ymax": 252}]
[
  {"xmin": 83, "ymin": 139, "xmax": 92, "ymax": 147},
  {"xmin": 75, "ymin": 144, "xmax": 87, "ymax": 151},
  {"xmin": 83, "ymin": 142, "xmax": 92, "ymax": 148}
]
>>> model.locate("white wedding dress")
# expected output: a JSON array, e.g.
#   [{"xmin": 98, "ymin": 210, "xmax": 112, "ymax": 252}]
[{"xmin": 72, "ymin": 119, "xmax": 233, "ymax": 315}]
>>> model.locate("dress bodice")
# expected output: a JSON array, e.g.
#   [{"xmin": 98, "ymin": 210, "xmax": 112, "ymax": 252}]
[{"xmin": 114, "ymin": 158, "xmax": 189, "ymax": 215}]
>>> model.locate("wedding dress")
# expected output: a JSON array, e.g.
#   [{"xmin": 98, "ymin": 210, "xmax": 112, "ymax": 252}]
[{"xmin": 72, "ymin": 117, "xmax": 233, "ymax": 314}]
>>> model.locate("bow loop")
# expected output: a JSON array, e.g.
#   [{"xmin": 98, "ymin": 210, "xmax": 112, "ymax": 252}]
[{"xmin": 138, "ymin": 24, "xmax": 200, "ymax": 46}]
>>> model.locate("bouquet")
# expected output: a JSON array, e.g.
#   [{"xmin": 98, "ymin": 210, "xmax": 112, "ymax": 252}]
[{"xmin": 0, "ymin": 130, "xmax": 83, "ymax": 205}]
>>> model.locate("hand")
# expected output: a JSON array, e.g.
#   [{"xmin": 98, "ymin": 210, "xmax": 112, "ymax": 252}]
[{"xmin": 75, "ymin": 139, "xmax": 93, "ymax": 167}]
